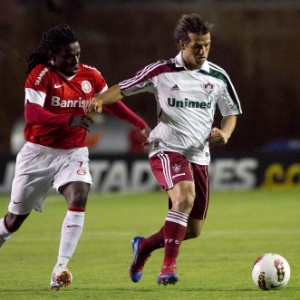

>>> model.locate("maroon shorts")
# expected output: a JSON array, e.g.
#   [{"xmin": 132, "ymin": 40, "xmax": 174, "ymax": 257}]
[{"xmin": 149, "ymin": 151, "xmax": 209, "ymax": 220}]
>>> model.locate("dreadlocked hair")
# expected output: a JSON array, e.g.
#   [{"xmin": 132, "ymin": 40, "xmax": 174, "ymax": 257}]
[{"xmin": 26, "ymin": 24, "xmax": 78, "ymax": 73}]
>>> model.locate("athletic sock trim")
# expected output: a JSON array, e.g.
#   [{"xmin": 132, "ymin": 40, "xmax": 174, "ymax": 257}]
[
  {"xmin": 165, "ymin": 209, "xmax": 188, "ymax": 227},
  {"xmin": 68, "ymin": 207, "xmax": 86, "ymax": 212}
]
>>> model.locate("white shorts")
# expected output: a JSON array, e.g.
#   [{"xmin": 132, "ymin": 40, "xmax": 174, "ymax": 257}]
[{"xmin": 8, "ymin": 142, "xmax": 93, "ymax": 214}]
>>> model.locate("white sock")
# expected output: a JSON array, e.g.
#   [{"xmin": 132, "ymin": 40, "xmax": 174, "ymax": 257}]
[
  {"xmin": 57, "ymin": 210, "xmax": 85, "ymax": 267},
  {"xmin": 0, "ymin": 217, "xmax": 13, "ymax": 248}
]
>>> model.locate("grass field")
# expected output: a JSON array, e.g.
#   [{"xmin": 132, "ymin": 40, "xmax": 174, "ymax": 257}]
[{"xmin": 0, "ymin": 188, "xmax": 299, "ymax": 300}]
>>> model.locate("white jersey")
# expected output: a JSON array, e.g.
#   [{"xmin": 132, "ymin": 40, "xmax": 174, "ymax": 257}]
[{"xmin": 119, "ymin": 52, "xmax": 242, "ymax": 164}]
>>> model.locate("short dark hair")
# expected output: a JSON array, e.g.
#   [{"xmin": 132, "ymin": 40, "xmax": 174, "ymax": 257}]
[
  {"xmin": 174, "ymin": 14, "xmax": 214, "ymax": 47},
  {"xmin": 25, "ymin": 24, "xmax": 78, "ymax": 73}
]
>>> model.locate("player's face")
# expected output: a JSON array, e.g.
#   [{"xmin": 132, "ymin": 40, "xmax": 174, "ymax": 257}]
[
  {"xmin": 53, "ymin": 41, "xmax": 81, "ymax": 76},
  {"xmin": 180, "ymin": 32, "xmax": 211, "ymax": 70}
]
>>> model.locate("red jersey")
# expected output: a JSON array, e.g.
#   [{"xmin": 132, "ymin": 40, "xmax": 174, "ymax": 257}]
[{"xmin": 24, "ymin": 63, "xmax": 147, "ymax": 149}]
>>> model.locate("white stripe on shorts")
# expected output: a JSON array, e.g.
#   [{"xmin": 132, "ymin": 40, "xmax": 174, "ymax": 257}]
[{"xmin": 157, "ymin": 152, "xmax": 173, "ymax": 188}]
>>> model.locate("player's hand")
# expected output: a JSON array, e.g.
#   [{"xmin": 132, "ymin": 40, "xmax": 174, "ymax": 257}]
[
  {"xmin": 84, "ymin": 98, "xmax": 103, "ymax": 114},
  {"xmin": 141, "ymin": 126, "xmax": 151, "ymax": 138},
  {"xmin": 69, "ymin": 115, "xmax": 93, "ymax": 131},
  {"xmin": 140, "ymin": 126, "xmax": 151, "ymax": 150},
  {"xmin": 209, "ymin": 127, "xmax": 229, "ymax": 146}
]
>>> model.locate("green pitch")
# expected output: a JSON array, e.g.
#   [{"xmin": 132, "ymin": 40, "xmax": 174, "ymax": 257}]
[{"xmin": 0, "ymin": 188, "xmax": 299, "ymax": 300}]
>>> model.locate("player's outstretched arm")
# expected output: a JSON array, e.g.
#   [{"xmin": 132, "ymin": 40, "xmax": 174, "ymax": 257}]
[{"xmin": 85, "ymin": 84, "xmax": 124, "ymax": 114}]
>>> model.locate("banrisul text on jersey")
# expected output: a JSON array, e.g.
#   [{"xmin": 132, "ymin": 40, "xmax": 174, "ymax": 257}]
[{"xmin": 51, "ymin": 96, "xmax": 88, "ymax": 108}]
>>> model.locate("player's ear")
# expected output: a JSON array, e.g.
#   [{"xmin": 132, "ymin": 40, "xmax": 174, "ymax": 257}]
[{"xmin": 179, "ymin": 40, "xmax": 186, "ymax": 50}]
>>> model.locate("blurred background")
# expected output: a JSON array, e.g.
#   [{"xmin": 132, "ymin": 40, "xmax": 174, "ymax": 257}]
[{"xmin": 0, "ymin": 0, "xmax": 299, "ymax": 192}]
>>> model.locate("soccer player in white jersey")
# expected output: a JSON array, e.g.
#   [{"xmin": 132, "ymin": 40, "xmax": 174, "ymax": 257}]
[
  {"xmin": 86, "ymin": 14, "xmax": 242, "ymax": 285},
  {"xmin": 0, "ymin": 24, "xmax": 150, "ymax": 290}
]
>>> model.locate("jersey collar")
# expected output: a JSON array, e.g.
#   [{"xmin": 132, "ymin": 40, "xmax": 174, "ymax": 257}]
[
  {"xmin": 54, "ymin": 66, "xmax": 79, "ymax": 80},
  {"xmin": 175, "ymin": 51, "xmax": 210, "ymax": 72}
]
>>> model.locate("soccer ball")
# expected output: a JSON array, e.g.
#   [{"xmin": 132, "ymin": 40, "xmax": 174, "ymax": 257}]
[{"xmin": 252, "ymin": 253, "xmax": 291, "ymax": 290}]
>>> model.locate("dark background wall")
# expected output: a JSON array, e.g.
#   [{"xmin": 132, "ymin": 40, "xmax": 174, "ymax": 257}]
[{"xmin": 0, "ymin": 0, "xmax": 299, "ymax": 156}]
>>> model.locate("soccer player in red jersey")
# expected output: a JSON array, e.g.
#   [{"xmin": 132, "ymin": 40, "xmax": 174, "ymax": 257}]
[
  {"xmin": 86, "ymin": 14, "xmax": 242, "ymax": 285},
  {"xmin": 0, "ymin": 24, "xmax": 150, "ymax": 290}
]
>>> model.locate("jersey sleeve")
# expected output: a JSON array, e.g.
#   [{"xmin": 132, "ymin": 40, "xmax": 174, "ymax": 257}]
[
  {"xmin": 25, "ymin": 66, "xmax": 50, "ymax": 104},
  {"xmin": 93, "ymin": 68, "xmax": 109, "ymax": 96},
  {"xmin": 25, "ymin": 102, "xmax": 72, "ymax": 125},
  {"xmin": 91, "ymin": 67, "xmax": 148, "ymax": 129},
  {"xmin": 103, "ymin": 101, "xmax": 147, "ymax": 130},
  {"xmin": 118, "ymin": 62, "xmax": 159, "ymax": 96},
  {"xmin": 217, "ymin": 79, "xmax": 242, "ymax": 117},
  {"xmin": 25, "ymin": 87, "xmax": 46, "ymax": 106},
  {"xmin": 24, "ymin": 65, "xmax": 72, "ymax": 125}
]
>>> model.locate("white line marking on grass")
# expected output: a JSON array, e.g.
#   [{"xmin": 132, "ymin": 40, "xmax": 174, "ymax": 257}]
[
  {"xmin": 206, "ymin": 229, "xmax": 299, "ymax": 236},
  {"xmin": 45, "ymin": 192, "xmax": 150, "ymax": 202},
  {"xmin": 83, "ymin": 231, "xmax": 134, "ymax": 236}
]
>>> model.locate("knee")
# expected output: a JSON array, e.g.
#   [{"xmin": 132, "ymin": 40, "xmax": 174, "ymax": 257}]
[
  {"xmin": 61, "ymin": 183, "xmax": 90, "ymax": 208},
  {"xmin": 68, "ymin": 191, "xmax": 88, "ymax": 208},
  {"xmin": 5, "ymin": 213, "xmax": 29, "ymax": 232},
  {"xmin": 182, "ymin": 186, "xmax": 196, "ymax": 208},
  {"xmin": 175, "ymin": 192, "xmax": 196, "ymax": 211},
  {"xmin": 184, "ymin": 193, "xmax": 196, "ymax": 213}
]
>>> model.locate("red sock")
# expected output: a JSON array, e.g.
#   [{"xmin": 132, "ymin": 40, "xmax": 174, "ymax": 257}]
[
  {"xmin": 135, "ymin": 226, "xmax": 165, "ymax": 268},
  {"xmin": 163, "ymin": 209, "xmax": 188, "ymax": 265},
  {"xmin": 140, "ymin": 226, "xmax": 165, "ymax": 254}
]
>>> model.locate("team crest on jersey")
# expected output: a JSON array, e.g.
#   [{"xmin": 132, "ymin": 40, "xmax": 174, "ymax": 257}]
[
  {"xmin": 81, "ymin": 80, "xmax": 92, "ymax": 93},
  {"xmin": 203, "ymin": 82, "xmax": 214, "ymax": 94},
  {"xmin": 172, "ymin": 164, "xmax": 181, "ymax": 172}
]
